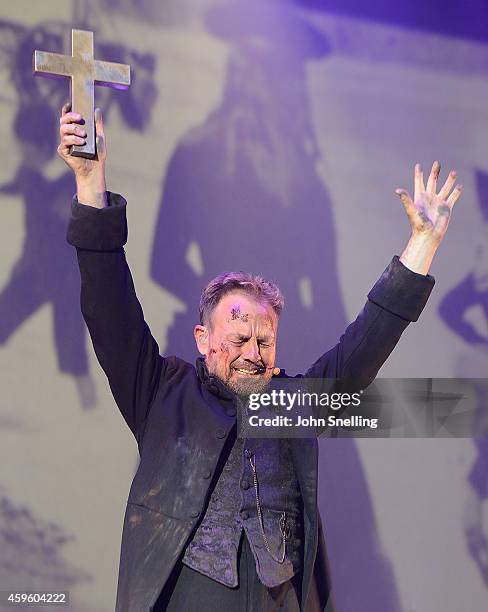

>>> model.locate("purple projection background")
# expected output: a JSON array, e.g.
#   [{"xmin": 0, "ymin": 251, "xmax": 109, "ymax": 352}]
[{"xmin": 0, "ymin": 1, "xmax": 487, "ymax": 610}]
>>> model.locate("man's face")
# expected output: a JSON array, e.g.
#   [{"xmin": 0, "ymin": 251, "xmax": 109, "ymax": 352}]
[{"xmin": 194, "ymin": 291, "xmax": 278, "ymax": 396}]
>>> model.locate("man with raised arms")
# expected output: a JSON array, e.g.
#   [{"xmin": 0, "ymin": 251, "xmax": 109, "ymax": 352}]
[{"xmin": 58, "ymin": 104, "xmax": 461, "ymax": 611}]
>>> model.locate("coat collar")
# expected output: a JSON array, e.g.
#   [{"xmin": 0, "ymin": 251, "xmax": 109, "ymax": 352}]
[{"xmin": 195, "ymin": 357, "xmax": 236, "ymax": 401}]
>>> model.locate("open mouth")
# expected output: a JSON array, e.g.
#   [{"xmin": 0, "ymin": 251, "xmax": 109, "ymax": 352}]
[{"xmin": 233, "ymin": 367, "xmax": 264, "ymax": 375}]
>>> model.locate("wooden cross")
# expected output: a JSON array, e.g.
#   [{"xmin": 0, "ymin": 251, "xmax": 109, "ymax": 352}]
[{"xmin": 33, "ymin": 29, "xmax": 131, "ymax": 158}]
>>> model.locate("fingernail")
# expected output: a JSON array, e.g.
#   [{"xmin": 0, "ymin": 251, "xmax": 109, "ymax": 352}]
[{"xmin": 95, "ymin": 108, "xmax": 102, "ymax": 121}]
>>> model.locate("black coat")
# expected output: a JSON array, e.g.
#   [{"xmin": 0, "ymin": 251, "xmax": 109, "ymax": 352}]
[{"xmin": 67, "ymin": 192, "xmax": 435, "ymax": 611}]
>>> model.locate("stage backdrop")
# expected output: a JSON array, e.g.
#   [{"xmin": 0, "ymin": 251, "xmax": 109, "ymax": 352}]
[{"xmin": 0, "ymin": 1, "xmax": 487, "ymax": 610}]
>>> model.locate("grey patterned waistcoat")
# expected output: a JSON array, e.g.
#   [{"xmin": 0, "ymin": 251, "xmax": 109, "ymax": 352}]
[{"xmin": 182, "ymin": 433, "xmax": 304, "ymax": 588}]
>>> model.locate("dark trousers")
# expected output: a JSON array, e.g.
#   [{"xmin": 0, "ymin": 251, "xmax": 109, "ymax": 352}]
[{"xmin": 155, "ymin": 531, "xmax": 302, "ymax": 611}]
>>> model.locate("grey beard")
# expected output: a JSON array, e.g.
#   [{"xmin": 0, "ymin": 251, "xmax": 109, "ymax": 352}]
[{"xmin": 224, "ymin": 374, "xmax": 270, "ymax": 398}]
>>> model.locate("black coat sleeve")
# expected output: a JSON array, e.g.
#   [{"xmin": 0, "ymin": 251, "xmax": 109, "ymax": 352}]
[
  {"xmin": 303, "ymin": 256, "xmax": 435, "ymax": 382},
  {"xmin": 67, "ymin": 191, "xmax": 167, "ymax": 444}
]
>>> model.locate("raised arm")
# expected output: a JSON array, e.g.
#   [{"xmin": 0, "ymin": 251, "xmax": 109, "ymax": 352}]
[
  {"xmin": 303, "ymin": 256, "xmax": 435, "ymax": 381},
  {"xmin": 305, "ymin": 161, "xmax": 462, "ymax": 381},
  {"xmin": 59, "ymin": 103, "xmax": 167, "ymax": 445}
]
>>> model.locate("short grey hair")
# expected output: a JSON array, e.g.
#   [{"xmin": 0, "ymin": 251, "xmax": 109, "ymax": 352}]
[{"xmin": 199, "ymin": 271, "xmax": 284, "ymax": 327}]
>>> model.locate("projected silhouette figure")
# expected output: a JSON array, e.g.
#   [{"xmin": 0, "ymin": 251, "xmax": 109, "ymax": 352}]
[
  {"xmin": 439, "ymin": 168, "xmax": 488, "ymax": 587},
  {"xmin": 0, "ymin": 21, "xmax": 156, "ymax": 408},
  {"xmin": 150, "ymin": 3, "xmax": 404, "ymax": 609},
  {"xmin": 150, "ymin": 3, "xmax": 346, "ymax": 373}
]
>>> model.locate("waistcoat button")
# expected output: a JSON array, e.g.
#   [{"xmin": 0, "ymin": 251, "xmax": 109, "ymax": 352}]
[
  {"xmin": 240, "ymin": 510, "xmax": 249, "ymax": 520},
  {"xmin": 190, "ymin": 508, "xmax": 200, "ymax": 518},
  {"xmin": 202, "ymin": 468, "xmax": 212, "ymax": 479},
  {"xmin": 215, "ymin": 427, "xmax": 227, "ymax": 439},
  {"xmin": 225, "ymin": 406, "xmax": 237, "ymax": 417},
  {"xmin": 240, "ymin": 478, "xmax": 250, "ymax": 490}
]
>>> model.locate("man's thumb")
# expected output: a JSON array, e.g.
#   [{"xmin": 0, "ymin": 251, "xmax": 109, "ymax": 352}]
[
  {"xmin": 96, "ymin": 135, "xmax": 105, "ymax": 157},
  {"xmin": 95, "ymin": 107, "xmax": 103, "ymax": 129}
]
